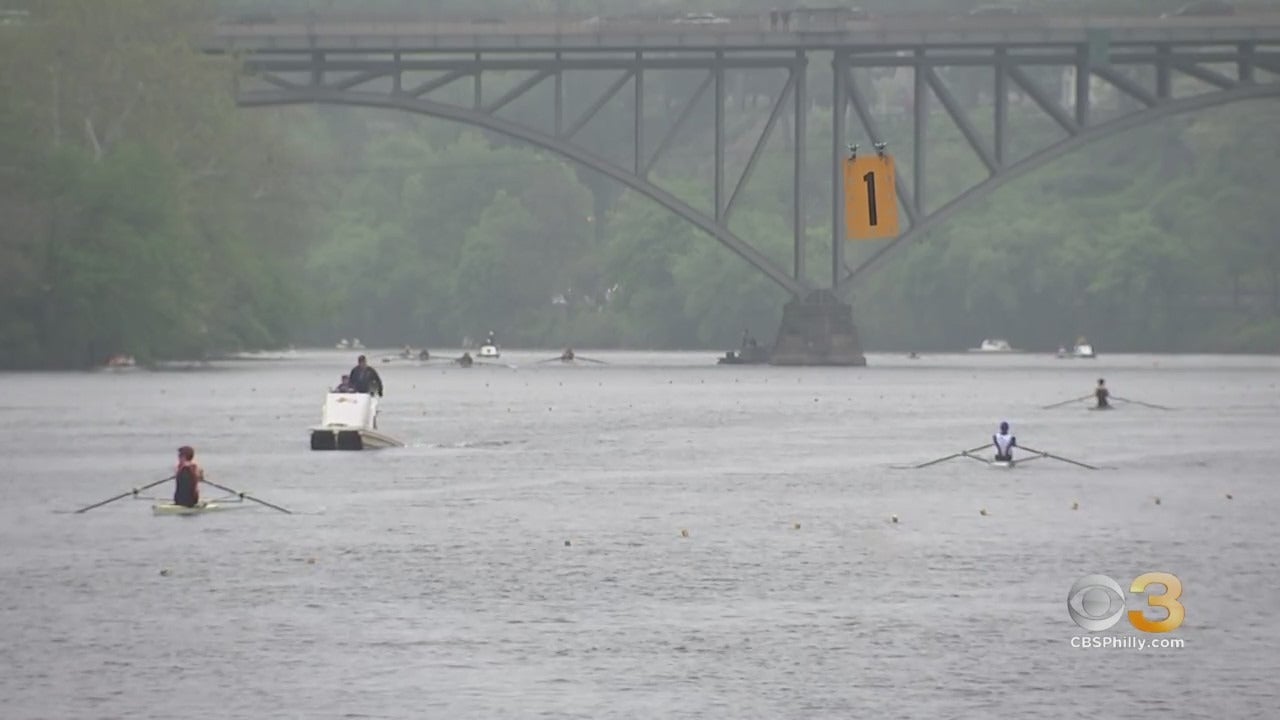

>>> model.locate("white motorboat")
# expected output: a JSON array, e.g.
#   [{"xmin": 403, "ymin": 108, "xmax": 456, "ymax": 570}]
[
  {"xmin": 309, "ymin": 392, "xmax": 403, "ymax": 450},
  {"xmin": 969, "ymin": 338, "xmax": 1017, "ymax": 353},
  {"xmin": 1058, "ymin": 337, "xmax": 1096, "ymax": 359},
  {"xmin": 478, "ymin": 343, "xmax": 500, "ymax": 359}
]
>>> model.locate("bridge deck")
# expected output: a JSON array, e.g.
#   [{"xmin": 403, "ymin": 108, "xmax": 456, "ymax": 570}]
[{"xmin": 208, "ymin": 14, "xmax": 1280, "ymax": 54}]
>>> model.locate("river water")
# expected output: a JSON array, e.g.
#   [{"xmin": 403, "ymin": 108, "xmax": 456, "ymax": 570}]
[{"xmin": 1, "ymin": 349, "xmax": 1278, "ymax": 719}]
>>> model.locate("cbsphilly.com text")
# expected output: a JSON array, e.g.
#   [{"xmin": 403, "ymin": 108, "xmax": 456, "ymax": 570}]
[{"xmin": 1071, "ymin": 636, "xmax": 1185, "ymax": 650}]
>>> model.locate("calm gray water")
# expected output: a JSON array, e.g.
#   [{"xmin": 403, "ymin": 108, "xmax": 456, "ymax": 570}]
[{"xmin": 2, "ymin": 349, "xmax": 1279, "ymax": 719}]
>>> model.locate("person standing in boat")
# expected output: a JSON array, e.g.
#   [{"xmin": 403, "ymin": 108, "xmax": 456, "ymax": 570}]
[
  {"xmin": 993, "ymin": 422, "xmax": 1016, "ymax": 462},
  {"xmin": 1095, "ymin": 378, "xmax": 1110, "ymax": 409},
  {"xmin": 173, "ymin": 446, "xmax": 204, "ymax": 508},
  {"xmin": 347, "ymin": 355, "xmax": 384, "ymax": 396}
]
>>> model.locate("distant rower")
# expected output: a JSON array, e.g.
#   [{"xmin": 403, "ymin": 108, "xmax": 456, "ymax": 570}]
[
  {"xmin": 1095, "ymin": 378, "xmax": 1110, "ymax": 409},
  {"xmin": 174, "ymin": 446, "xmax": 204, "ymax": 508},
  {"xmin": 993, "ymin": 422, "xmax": 1016, "ymax": 462}
]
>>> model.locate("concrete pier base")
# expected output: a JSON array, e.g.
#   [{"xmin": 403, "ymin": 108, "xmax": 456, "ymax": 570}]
[{"xmin": 769, "ymin": 290, "xmax": 867, "ymax": 366}]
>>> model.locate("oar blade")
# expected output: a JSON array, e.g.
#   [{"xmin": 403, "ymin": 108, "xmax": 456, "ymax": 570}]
[
  {"xmin": 72, "ymin": 475, "xmax": 174, "ymax": 514},
  {"xmin": 1113, "ymin": 396, "xmax": 1173, "ymax": 411},
  {"xmin": 1041, "ymin": 394, "xmax": 1092, "ymax": 410},
  {"xmin": 908, "ymin": 443, "xmax": 993, "ymax": 469},
  {"xmin": 200, "ymin": 478, "xmax": 293, "ymax": 514},
  {"xmin": 1020, "ymin": 445, "xmax": 1100, "ymax": 470}
]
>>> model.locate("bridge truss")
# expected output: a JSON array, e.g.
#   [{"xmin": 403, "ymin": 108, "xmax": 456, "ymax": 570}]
[{"xmin": 213, "ymin": 21, "xmax": 1280, "ymax": 300}]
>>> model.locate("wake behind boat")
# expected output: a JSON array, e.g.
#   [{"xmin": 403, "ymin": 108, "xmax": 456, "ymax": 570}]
[{"xmin": 310, "ymin": 392, "xmax": 403, "ymax": 450}]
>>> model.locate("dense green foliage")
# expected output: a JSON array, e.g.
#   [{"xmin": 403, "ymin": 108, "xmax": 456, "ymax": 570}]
[
  {"xmin": 2, "ymin": 0, "xmax": 1278, "ymax": 367},
  {"xmin": 1, "ymin": 0, "xmax": 321, "ymax": 367},
  {"xmin": 861, "ymin": 107, "xmax": 1280, "ymax": 352}
]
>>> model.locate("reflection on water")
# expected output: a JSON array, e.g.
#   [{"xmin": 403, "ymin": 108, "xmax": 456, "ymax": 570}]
[{"xmin": 2, "ymin": 350, "xmax": 1279, "ymax": 719}]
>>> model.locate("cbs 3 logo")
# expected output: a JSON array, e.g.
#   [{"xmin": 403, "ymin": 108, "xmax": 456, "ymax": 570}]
[{"xmin": 1067, "ymin": 573, "xmax": 1184, "ymax": 633}]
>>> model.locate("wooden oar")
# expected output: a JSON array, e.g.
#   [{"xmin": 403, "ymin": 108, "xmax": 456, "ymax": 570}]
[
  {"xmin": 1019, "ymin": 444, "xmax": 1100, "ymax": 470},
  {"xmin": 1113, "ymin": 395, "xmax": 1173, "ymax": 411},
  {"xmin": 909, "ymin": 443, "xmax": 994, "ymax": 469},
  {"xmin": 73, "ymin": 475, "xmax": 175, "ymax": 514},
  {"xmin": 199, "ymin": 478, "xmax": 293, "ymax": 514},
  {"xmin": 1041, "ymin": 394, "xmax": 1092, "ymax": 410}
]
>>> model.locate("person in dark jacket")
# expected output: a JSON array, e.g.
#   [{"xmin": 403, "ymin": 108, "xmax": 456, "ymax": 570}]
[
  {"xmin": 347, "ymin": 355, "xmax": 384, "ymax": 396},
  {"xmin": 1094, "ymin": 378, "xmax": 1111, "ymax": 409},
  {"xmin": 174, "ymin": 446, "xmax": 203, "ymax": 508}
]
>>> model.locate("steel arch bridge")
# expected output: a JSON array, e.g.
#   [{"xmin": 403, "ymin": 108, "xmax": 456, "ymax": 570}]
[{"xmin": 207, "ymin": 12, "xmax": 1280, "ymax": 363}]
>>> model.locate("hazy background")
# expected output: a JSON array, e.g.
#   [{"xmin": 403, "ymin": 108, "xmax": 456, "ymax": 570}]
[{"xmin": 2, "ymin": 0, "xmax": 1279, "ymax": 368}]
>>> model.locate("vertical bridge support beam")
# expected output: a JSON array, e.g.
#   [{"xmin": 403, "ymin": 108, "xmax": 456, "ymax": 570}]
[
  {"xmin": 770, "ymin": 50, "xmax": 866, "ymax": 367},
  {"xmin": 713, "ymin": 52, "xmax": 725, "ymax": 221},
  {"xmin": 913, "ymin": 49, "xmax": 928, "ymax": 216},
  {"xmin": 793, "ymin": 52, "xmax": 806, "ymax": 282},
  {"xmin": 995, "ymin": 48, "xmax": 1008, "ymax": 166}
]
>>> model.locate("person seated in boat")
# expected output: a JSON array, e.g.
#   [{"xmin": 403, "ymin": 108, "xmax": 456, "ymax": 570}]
[
  {"xmin": 417, "ymin": 349, "xmax": 430, "ymax": 361},
  {"xmin": 993, "ymin": 421, "xmax": 1016, "ymax": 462},
  {"xmin": 456, "ymin": 352, "xmax": 473, "ymax": 367},
  {"xmin": 561, "ymin": 348, "xmax": 575, "ymax": 362},
  {"xmin": 174, "ymin": 445, "xmax": 204, "ymax": 508},
  {"xmin": 348, "ymin": 355, "xmax": 384, "ymax": 396},
  {"xmin": 1095, "ymin": 378, "xmax": 1110, "ymax": 409},
  {"xmin": 484, "ymin": 331, "xmax": 496, "ymax": 346},
  {"xmin": 333, "ymin": 374, "xmax": 356, "ymax": 393}
]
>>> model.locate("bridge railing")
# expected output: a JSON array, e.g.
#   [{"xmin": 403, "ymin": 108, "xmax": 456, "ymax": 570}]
[{"xmin": 212, "ymin": 11, "xmax": 1280, "ymax": 45}]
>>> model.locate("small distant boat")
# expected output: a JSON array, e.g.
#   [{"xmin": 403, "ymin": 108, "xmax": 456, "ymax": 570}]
[
  {"xmin": 478, "ymin": 343, "xmax": 500, "ymax": 359},
  {"xmin": 969, "ymin": 338, "xmax": 1017, "ymax": 353},
  {"xmin": 309, "ymin": 392, "xmax": 403, "ymax": 450},
  {"xmin": 96, "ymin": 354, "xmax": 141, "ymax": 372},
  {"xmin": 336, "ymin": 338, "xmax": 349, "ymax": 349},
  {"xmin": 152, "ymin": 500, "xmax": 247, "ymax": 516},
  {"xmin": 717, "ymin": 345, "xmax": 769, "ymax": 365},
  {"xmin": 1058, "ymin": 338, "xmax": 1097, "ymax": 359}
]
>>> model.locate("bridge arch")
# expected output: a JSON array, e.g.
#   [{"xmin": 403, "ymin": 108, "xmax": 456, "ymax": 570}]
[
  {"xmin": 834, "ymin": 82, "xmax": 1280, "ymax": 296},
  {"xmin": 239, "ymin": 87, "xmax": 812, "ymax": 298}
]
